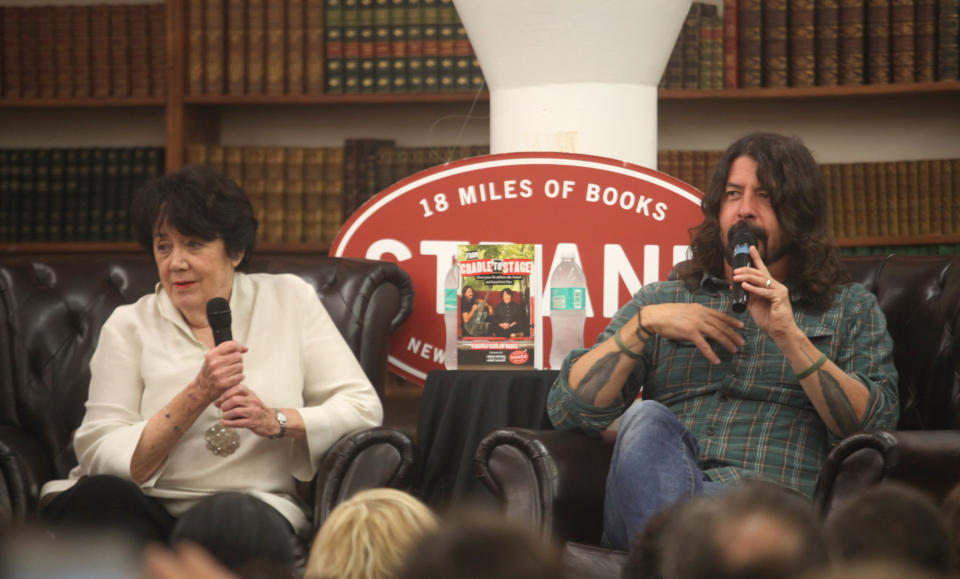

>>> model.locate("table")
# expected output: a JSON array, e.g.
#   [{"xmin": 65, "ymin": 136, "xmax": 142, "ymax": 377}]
[{"xmin": 416, "ymin": 369, "xmax": 558, "ymax": 508}]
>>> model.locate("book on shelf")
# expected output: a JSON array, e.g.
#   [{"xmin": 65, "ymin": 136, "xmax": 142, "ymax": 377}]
[
  {"xmin": 3, "ymin": 7, "xmax": 22, "ymax": 98},
  {"xmin": 36, "ymin": 6, "xmax": 56, "ymax": 99},
  {"xmin": 33, "ymin": 150, "xmax": 51, "ymax": 241},
  {"xmin": 851, "ymin": 162, "xmax": 867, "ymax": 238},
  {"xmin": 303, "ymin": 147, "xmax": 324, "ymax": 242},
  {"xmin": 866, "ymin": 0, "xmax": 891, "ymax": 85},
  {"xmin": 763, "ymin": 0, "xmax": 788, "ymax": 87},
  {"xmin": 738, "ymin": 0, "xmax": 762, "ymax": 88},
  {"xmin": 358, "ymin": 0, "xmax": 376, "ymax": 93},
  {"xmin": 838, "ymin": 0, "xmax": 865, "ymax": 86},
  {"xmin": 321, "ymin": 146, "xmax": 344, "ymax": 244},
  {"xmin": 421, "ymin": 0, "xmax": 439, "ymax": 92},
  {"xmin": 816, "ymin": 0, "xmax": 841, "ymax": 86},
  {"xmin": 243, "ymin": 147, "xmax": 267, "ymax": 237},
  {"xmin": 373, "ymin": 0, "xmax": 392, "ymax": 92},
  {"xmin": 18, "ymin": 150, "xmax": 36, "ymax": 241},
  {"xmin": 263, "ymin": 146, "xmax": 286, "ymax": 242},
  {"xmin": 682, "ymin": 3, "xmax": 702, "ymax": 90},
  {"xmin": 288, "ymin": 0, "xmax": 306, "ymax": 94},
  {"xmin": 284, "ymin": 148, "xmax": 305, "ymax": 242},
  {"xmin": 73, "ymin": 5, "xmax": 93, "ymax": 98},
  {"xmin": 661, "ymin": 12, "xmax": 684, "ymax": 89},
  {"xmin": 918, "ymin": 158, "xmax": 933, "ymax": 235},
  {"xmin": 324, "ymin": 0, "xmax": 344, "ymax": 94},
  {"xmin": 790, "ymin": 0, "xmax": 817, "ymax": 87},
  {"xmin": 54, "ymin": 5, "xmax": 73, "ymax": 98},
  {"xmin": 19, "ymin": 6, "xmax": 37, "ymax": 98},
  {"xmin": 247, "ymin": 0, "xmax": 266, "ymax": 94},
  {"xmin": 102, "ymin": 148, "xmax": 121, "ymax": 240},
  {"xmin": 187, "ymin": 0, "xmax": 204, "ymax": 95},
  {"xmin": 437, "ymin": 0, "xmax": 457, "ymax": 92},
  {"xmin": 405, "ymin": 0, "xmax": 424, "ymax": 92},
  {"xmin": 265, "ymin": 0, "xmax": 286, "ymax": 95},
  {"xmin": 48, "ymin": 149, "xmax": 65, "ymax": 241},
  {"xmin": 306, "ymin": 0, "xmax": 326, "ymax": 94},
  {"xmin": 128, "ymin": 4, "xmax": 151, "ymax": 98},
  {"xmin": 916, "ymin": 0, "xmax": 938, "ymax": 82},
  {"xmin": 224, "ymin": 146, "xmax": 244, "ymax": 188},
  {"xmin": 342, "ymin": 138, "xmax": 394, "ymax": 221},
  {"xmin": 342, "ymin": 0, "xmax": 361, "ymax": 93},
  {"xmin": 226, "ymin": 0, "xmax": 246, "ymax": 96},
  {"xmin": 891, "ymin": 0, "xmax": 915, "ymax": 82},
  {"xmin": 940, "ymin": 0, "xmax": 960, "ymax": 80},
  {"xmin": 389, "ymin": 0, "xmax": 407, "ymax": 92},
  {"xmin": 149, "ymin": 3, "xmax": 166, "ymax": 97},
  {"xmin": 723, "ymin": 0, "xmax": 738, "ymax": 88},
  {"xmin": 700, "ymin": 10, "xmax": 723, "ymax": 90}
]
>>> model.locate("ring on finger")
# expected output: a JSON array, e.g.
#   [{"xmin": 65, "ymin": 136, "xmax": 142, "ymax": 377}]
[{"xmin": 765, "ymin": 278, "xmax": 772, "ymax": 289}]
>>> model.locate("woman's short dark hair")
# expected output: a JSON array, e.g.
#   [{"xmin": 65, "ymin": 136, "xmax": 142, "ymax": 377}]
[{"xmin": 130, "ymin": 165, "xmax": 257, "ymax": 271}]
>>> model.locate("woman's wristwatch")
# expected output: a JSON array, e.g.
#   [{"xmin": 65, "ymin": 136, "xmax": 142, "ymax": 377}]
[{"xmin": 270, "ymin": 409, "xmax": 288, "ymax": 439}]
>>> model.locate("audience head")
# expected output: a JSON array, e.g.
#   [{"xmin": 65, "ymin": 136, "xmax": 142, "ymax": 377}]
[
  {"xmin": 304, "ymin": 488, "xmax": 438, "ymax": 579},
  {"xmin": 622, "ymin": 499, "xmax": 694, "ymax": 579},
  {"xmin": 131, "ymin": 164, "xmax": 257, "ymax": 271},
  {"xmin": 658, "ymin": 480, "xmax": 829, "ymax": 579},
  {"xmin": 397, "ymin": 508, "xmax": 565, "ymax": 579},
  {"xmin": 824, "ymin": 482, "xmax": 954, "ymax": 575}
]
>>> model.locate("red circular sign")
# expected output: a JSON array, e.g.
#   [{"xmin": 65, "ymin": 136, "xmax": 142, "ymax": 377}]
[
  {"xmin": 509, "ymin": 349, "xmax": 530, "ymax": 365},
  {"xmin": 331, "ymin": 152, "xmax": 703, "ymax": 385}
]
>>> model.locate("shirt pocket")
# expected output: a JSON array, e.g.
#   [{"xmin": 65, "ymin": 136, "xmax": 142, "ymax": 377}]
[{"xmin": 759, "ymin": 325, "xmax": 833, "ymax": 384}]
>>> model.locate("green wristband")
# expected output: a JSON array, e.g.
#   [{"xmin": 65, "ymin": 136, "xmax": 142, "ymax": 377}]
[
  {"xmin": 613, "ymin": 330, "xmax": 644, "ymax": 361},
  {"xmin": 796, "ymin": 353, "xmax": 828, "ymax": 380}
]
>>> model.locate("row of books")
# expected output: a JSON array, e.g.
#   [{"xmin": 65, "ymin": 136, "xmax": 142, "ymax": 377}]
[
  {"xmin": 0, "ymin": 147, "xmax": 164, "ymax": 243},
  {"xmin": 823, "ymin": 158, "xmax": 960, "ymax": 239},
  {"xmin": 839, "ymin": 242, "xmax": 960, "ymax": 254},
  {"xmin": 185, "ymin": 141, "xmax": 487, "ymax": 243},
  {"xmin": 325, "ymin": 0, "xmax": 485, "ymax": 94},
  {"xmin": 663, "ymin": 0, "xmax": 960, "ymax": 90},
  {"xmin": 1, "ymin": 4, "xmax": 166, "ymax": 100}
]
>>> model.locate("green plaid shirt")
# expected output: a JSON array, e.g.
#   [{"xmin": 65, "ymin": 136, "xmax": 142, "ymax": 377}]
[{"xmin": 547, "ymin": 274, "xmax": 899, "ymax": 498}]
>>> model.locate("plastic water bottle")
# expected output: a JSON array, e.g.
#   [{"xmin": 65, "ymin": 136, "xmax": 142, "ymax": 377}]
[
  {"xmin": 443, "ymin": 256, "xmax": 459, "ymax": 370},
  {"xmin": 548, "ymin": 253, "xmax": 586, "ymax": 369}
]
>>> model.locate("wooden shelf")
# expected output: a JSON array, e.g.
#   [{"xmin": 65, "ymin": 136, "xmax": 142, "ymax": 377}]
[
  {"xmin": 0, "ymin": 97, "xmax": 165, "ymax": 108},
  {"xmin": 0, "ymin": 241, "xmax": 332, "ymax": 255},
  {"xmin": 659, "ymin": 80, "xmax": 960, "ymax": 100}
]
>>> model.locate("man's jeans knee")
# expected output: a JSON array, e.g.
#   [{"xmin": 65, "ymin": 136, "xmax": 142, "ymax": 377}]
[{"xmin": 602, "ymin": 400, "xmax": 729, "ymax": 550}]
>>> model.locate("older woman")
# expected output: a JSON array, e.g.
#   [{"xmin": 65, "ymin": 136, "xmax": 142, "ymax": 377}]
[{"xmin": 39, "ymin": 166, "xmax": 382, "ymax": 573}]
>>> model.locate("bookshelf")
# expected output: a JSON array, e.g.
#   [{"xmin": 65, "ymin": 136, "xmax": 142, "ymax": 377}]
[{"xmin": 0, "ymin": 0, "xmax": 959, "ymax": 254}]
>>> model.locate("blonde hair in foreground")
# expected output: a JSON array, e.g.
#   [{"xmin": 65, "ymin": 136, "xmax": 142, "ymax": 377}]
[{"xmin": 304, "ymin": 488, "xmax": 439, "ymax": 579}]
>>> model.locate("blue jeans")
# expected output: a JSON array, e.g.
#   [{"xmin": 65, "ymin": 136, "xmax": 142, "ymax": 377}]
[{"xmin": 602, "ymin": 400, "xmax": 732, "ymax": 550}]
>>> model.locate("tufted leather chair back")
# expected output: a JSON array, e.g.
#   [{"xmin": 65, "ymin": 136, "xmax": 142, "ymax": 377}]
[
  {"xmin": 840, "ymin": 254, "xmax": 960, "ymax": 430},
  {"xmin": 0, "ymin": 252, "xmax": 414, "ymax": 483}
]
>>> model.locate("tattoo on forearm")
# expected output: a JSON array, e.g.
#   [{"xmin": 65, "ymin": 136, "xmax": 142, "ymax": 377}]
[
  {"xmin": 576, "ymin": 352, "xmax": 621, "ymax": 405},
  {"xmin": 818, "ymin": 370, "xmax": 859, "ymax": 435}
]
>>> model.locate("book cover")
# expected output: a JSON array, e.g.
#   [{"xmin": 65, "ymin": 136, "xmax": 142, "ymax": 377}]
[
  {"xmin": 74, "ymin": 148, "xmax": 92, "ymax": 240},
  {"xmin": 838, "ymin": 0, "xmax": 865, "ymax": 86},
  {"xmin": 288, "ymin": 0, "xmax": 305, "ymax": 94},
  {"xmin": 389, "ymin": 0, "xmax": 407, "ymax": 92},
  {"xmin": 226, "ymin": 0, "xmax": 246, "ymax": 95},
  {"xmin": 763, "ymin": 0, "xmax": 788, "ymax": 87},
  {"xmin": 816, "ymin": 0, "xmax": 841, "ymax": 85},
  {"xmin": 262, "ymin": 146, "xmax": 286, "ymax": 243},
  {"xmin": 405, "ymin": 0, "xmax": 424, "ymax": 91},
  {"xmin": 33, "ymin": 150, "xmax": 51, "ymax": 241},
  {"xmin": 115, "ymin": 148, "xmax": 135, "ymax": 240},
  {"xmin": 63, "ymin": 150, "xmax": 81, "ymax": 241},
  {"xmin": 373, "ymin": 0, "xmax": 392, "ymax": 92},
  {"xmin": 187, "ymin": 0, "xmax": 205, "ymax": 95},
  {"xmin": 915, "ymin": 0, "xmax": 937, "ymax": 82},
  {"xmin": 102, "ymin": 148, "xmax": 121, "ymax": 240},
  {"xmin": 284, "ymin": 147, "xmax": 305, "ymax": 242},
  {"xmin": 723, "ymin": 0, "xmax": 739, "ymax": 88},
  {"xmin": 302, "ymin": 147, "xmax": 324, "ymax": 242},
  {"xmin": 883, "ymin": 160, "xmax": 899, "ymax": 236},
  {"xmin": 324, "ymin": 0, "xmax": 344, "ymax": 93},
  {"xmin": 128, "ymin": 4, "xmax": 151, "ymax": 98},
  {"xmin": 902, "ymin": 160, "xmax": 918, "ymax": 236},
  {"xmin": 3, "ymin": 150, "xmax": 22, "ymax": 241},
  {"xmin": 949, "ymin": 159, "xmax": 959, "ymax": 235},
  {"xmin": 342, "ymin": 0, "xmax": 361, "ymax": 92},
  {"xmin": 19, "ymin": 7, "xmax": 38, "ymax": 98},
  {"xmin": 148, "ymin": 3, "xmax": 166, "ymax": 97},
  {"xmin": 872, "ymin": 161, "xmax": 889, "ymax": 237},
  {"xmin": 866, "ymin": 0, "xmax": 891, "ymax": 84},
  {"xmin": 223, "ymin": 146, "xmax": 244, "ymax": 187},
  {"xmin": 206, "ymin": 145, "xmax": 226, "ymax": 176},
  {"xmin": 791, "ymin": 0, "xmax": 817, "ymax": 86},
  {"xmin": 456, "ymin": 243, "xmax": 537, "ymax": 370},
  {"xmin": 3, "ymin": 7, "xmax": 21, "ymax": 98},
  {"xmin": 452, "ymin": 15, "xmax": 471, "ymax": 91},
  {"xmin": 918, "ymin": 158, "xmax": 934, "ymax": 235},
  {"xmin": 72, "ymin": 5, "xmax": 92, "ymax": 98},
  {"xmin": 18, "ymin": 150, "xmax": 36, "ymax": 241},
  {"xmin": 265, "ymin": 0, "xmax": 286, "ymax": 95},
  {"xmin": 851, "ymin": 162, "xmax": 867, "ymax": 237},
  {"xmin": 48, "ymin": 149, "xmax": 65, "ymax": 241},
  {"xmin": 891, "ymin": 0, "xmax": 915, "ymax": 82},
  {"xmin": 698, "ymin": 8, "xmax": 721, "ymax": 90},
  {"xmin": 54, "ymin": 6, "xmax": 74, "ymax": 98},
  {"xmin": 358, "ymin": 0, "xmax": 376, "ymax": 93},
  {"xmin": 243, "ymin": 146, "xmax": 267, "ymax": 238},
  {"xmin": 738, "ymin": 0, "xmax": 762, "ymax": 88},
  {"xmin": 109, "ymin": 4, "xmax": 131, "ymax": 98},
  {"xmin": 36, "ymin": 7, "xmax": 57, "ymax": 99},
  {"xmin": 421, "ymin": 0, "xmax": 439, "ymax": 92},
  {"xmin": 88, "ymin": 148, "xmax": 106, "ymax": 241},
  {"xmin": 321, "ymin": 146, "xmax": 344, "ymax": 244},
  {"xmin": 939, "ymin": 0, "xmax": 960, "ymax": 80},
  {"xmin": 821, "ymin": 164, "xmax": 839, "ymax": 238},
  {"xmin": 247, "ymin": 0, "xmax": 266, "ymax": 94},
  {"xmin": 306, "ymin": 0, "xmax": 325, "ymax": 94},
  {"xmin": 437, "ymin": 0, "xmax": 456, "ymax": 92},
  {"xmin": 682, "ymin": 2, "xmax": 702, "ymax": 90}
]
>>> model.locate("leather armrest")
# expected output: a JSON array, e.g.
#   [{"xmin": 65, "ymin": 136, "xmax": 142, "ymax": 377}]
[
  {"xmin": 0, "ymin": 425, "xmax": 54, "ymax": 519},
  {"xmin": 475, "ymin": 428, "xmax": 614, "ymax": 544},
  {"xmin": 312, "ymin": 426, "xmax": 417, "ymax": 532},
  {"xmin": 814, "ymin": 429, "xmax": 960, "ymax": 516}
]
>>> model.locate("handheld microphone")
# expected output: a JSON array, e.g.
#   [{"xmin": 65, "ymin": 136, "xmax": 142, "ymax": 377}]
[
  {"xmin": 730, "ymin": 229, "xmax": 757, "ymax": 313},
  {"xmin": 206, "ymin": 297, "xmax": 233, "ymax": 346}
]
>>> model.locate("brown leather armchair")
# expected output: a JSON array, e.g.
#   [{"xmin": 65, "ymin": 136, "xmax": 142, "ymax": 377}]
[
  {"xmin": 475, "ymin": 254, "xmax": 960, "ymax": 579},
  {"xmin": 0, "ymin": 252, "xmax": 417, "ymax": 532}
]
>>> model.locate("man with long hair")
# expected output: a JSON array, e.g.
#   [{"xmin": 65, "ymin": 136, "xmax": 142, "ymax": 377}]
[{"xmin": 547, "ymin": 132, "xmax": 899, "ymax": 551}]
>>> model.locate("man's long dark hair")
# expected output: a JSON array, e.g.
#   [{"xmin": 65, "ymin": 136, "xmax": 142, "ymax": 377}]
[{"xmin": 685, "ymin": 132, "xmax": 847, "ymax": 310}]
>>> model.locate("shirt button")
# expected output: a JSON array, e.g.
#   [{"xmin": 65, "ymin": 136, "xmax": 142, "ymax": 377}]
[{"xmin": 706, "ymin": 427, "xmax": 716, "ymax": 436}]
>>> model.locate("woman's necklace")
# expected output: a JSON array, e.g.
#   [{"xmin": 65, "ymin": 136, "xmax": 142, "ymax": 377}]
[{"xmin": 205, "ymin": 416, "xmax": 240, "ymax": 456}]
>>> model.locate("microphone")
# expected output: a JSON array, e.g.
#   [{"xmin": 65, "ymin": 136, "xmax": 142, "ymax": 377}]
[
  {"xmin": 730, "ymin": 229, "xmax": 757, "ymax": 313},
  {"xmin": 206, "ymin": 297, "xmax": 233, "ymax": 346}
]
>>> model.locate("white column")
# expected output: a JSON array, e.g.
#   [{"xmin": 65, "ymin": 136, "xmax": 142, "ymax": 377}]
[{"xmin": 453, "ymin": 0, "xmax": 691, "ymax": 169}]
